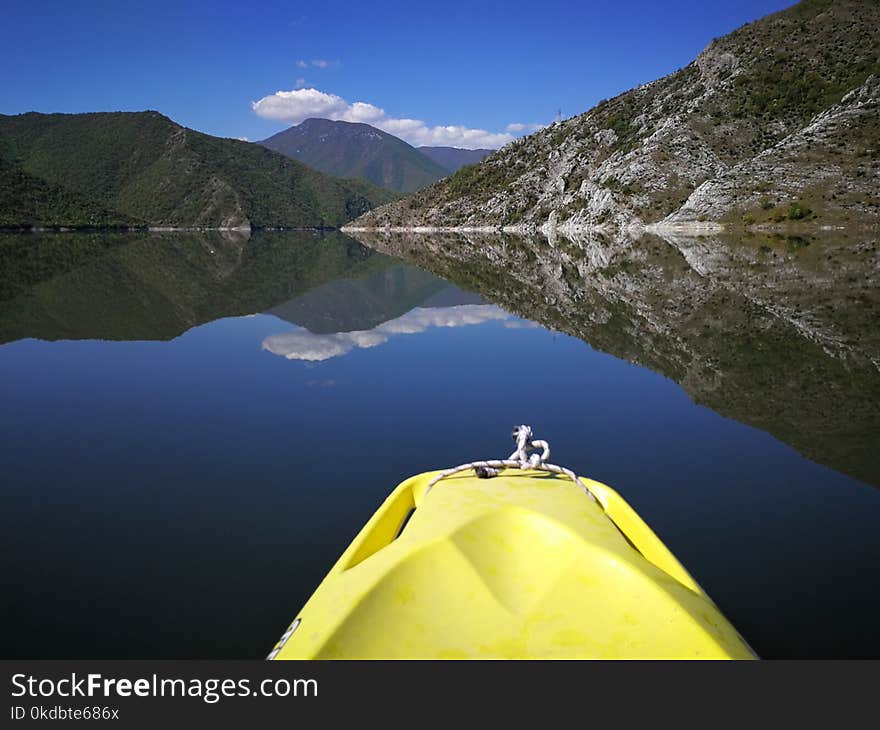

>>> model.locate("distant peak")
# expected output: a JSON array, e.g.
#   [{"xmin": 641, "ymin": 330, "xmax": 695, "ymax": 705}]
[{"xmin": 300, "ymin": 117, "xmax": 364, "ymax": 128}]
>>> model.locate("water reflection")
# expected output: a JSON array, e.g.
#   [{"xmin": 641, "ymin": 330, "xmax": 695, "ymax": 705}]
[
  {"xmin": 349, "ymin": 228, "xmax": 880, "ymax": 488},
  {"xmin": 2, "ymin": 228, "xmax": 879, "ymax": 659},
  {"xmin": 264, "ymin": 263, "xmax": 483, "ymax": 334},
  {"xmin": 0, "ymin": 230, "xmax": 394, "ymax": 343},
  {"xmin": 260, "ymin": 262, "xmax": 507, "ymax": 360},
  {"xmin": 3, "ymin": 227, "xmax": 877, "ymax": 487},
  {"xmin": 262, "ymin": 304, "xmax": 511, "ymax": 362}
]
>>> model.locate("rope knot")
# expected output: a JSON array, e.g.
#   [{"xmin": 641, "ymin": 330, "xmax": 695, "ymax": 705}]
[
  {"xmin": 510, "ymin": 424, "xmax": 550, "ymax": 469},
  {"xmin": 423, "ymin": 424, "xmax": 596, "ymax": 502}
]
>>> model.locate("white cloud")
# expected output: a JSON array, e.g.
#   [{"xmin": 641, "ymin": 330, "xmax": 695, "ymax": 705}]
[
  {"xmin": 296, "ymin": 59, "xmax": 332, "ymax": 69},
  {"xmin": 251, "ymin": 87, "xmax": 516, "ymax": 149},
  {"xmin": 295, "ymin": 78, "xmax": 307, "ymax": 88},
  {"xmin": 263, "ymin": 332, "xmax": 357, "ymax": 362},
  {"xmin": 262, "ymin": 305, "xmax": 512, "ymax": 362},
  {"xmin": 253, "ymin": 88, "xmax": 350, "ymax": 124},
  {"xmin": 506, "ymin": 122, "xmax": 545, "ymax": 134},
  {"xmin": 235, "ymin": 136, "xmax": 249, "ymax": 142}
]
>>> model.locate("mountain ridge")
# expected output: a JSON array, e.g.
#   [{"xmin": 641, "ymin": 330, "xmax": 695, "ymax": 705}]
[
  {"xmin": 349, "ymin": 0, "xmax": 880, "ymax": 233},
  {"xmin": 0, "ymin": 111, "xmax": 395, "ymax": 229}
]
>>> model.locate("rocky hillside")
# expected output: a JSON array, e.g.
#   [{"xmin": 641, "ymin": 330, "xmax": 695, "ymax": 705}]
[
  {"xmin": 0, "ymin": 112, "xmax": 395, "ymax": 229},
  {"xmin": 260, "ymin": 118, "xmax": 449, "ymax": 193},
  {"xmin": 350, "ymin": 0, "xmax": 880, "ymax": 233}
]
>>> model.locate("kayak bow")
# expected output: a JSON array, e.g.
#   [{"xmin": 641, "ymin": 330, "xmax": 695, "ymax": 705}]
[{"xmin": 268, "ymin": 426, "xmax": 755, "ymax": 659}]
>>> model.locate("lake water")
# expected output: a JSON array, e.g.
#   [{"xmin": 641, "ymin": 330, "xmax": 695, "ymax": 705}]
[{"xmin": 1, "ymin": 228, "xmax": 878, "ymax": 659}]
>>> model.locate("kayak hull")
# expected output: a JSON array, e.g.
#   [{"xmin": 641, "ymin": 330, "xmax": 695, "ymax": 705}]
[{"xmin": 270, "ymin": 469, "xmax": 755, "ymax": 659}]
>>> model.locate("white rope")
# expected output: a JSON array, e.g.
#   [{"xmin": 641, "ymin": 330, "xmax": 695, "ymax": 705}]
[{"xmin": 423, "ymin": 425, "xmax": 597, "ymax": 501}]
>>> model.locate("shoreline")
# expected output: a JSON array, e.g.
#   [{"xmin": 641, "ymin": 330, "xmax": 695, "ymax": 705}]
[
  {"xmin": 0, "ymin": 225, "xmax": 340, "ymax": 234},
  {"xmin": 4, "ymin": 220, "xmax": 874, "ymax": 236},
  {"xmin": 343, "ymin": 220, "xmax": 877, "ymax": 235}
]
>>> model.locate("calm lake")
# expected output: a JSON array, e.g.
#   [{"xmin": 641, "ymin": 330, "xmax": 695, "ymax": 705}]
[{"xmin": 1, "ymin": 228, "xmax": 878, "ymax": 659}]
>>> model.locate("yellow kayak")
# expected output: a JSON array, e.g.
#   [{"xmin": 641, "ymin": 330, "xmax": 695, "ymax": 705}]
[{"xmin": 268, "ymin": 427, "xmax": 756, "ymax": 659}]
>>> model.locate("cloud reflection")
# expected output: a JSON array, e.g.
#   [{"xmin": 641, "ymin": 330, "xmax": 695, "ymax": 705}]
[{"xmin": 262, "ymin": 304, "xmax": 514, "ymax": 362}]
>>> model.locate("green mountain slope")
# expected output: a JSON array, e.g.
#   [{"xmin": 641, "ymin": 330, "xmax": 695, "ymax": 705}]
[
  {"xmin": 0, "ymin": 111, "xmax": 396, "ymax": 229},
  {"xmin": 351, "ymin": 0, "xmax": 880, "ymax": 231},
  {"xmin": 0, "ymin": 157, "xmax": 136, "ymax": 228},
  {"xmin": 260, "ymin": 118, "xmax": 450, "ymax": 193}
]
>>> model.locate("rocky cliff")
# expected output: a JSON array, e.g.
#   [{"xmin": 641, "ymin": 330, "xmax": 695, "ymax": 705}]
[{"xmin": 349, "ymin": 0, "xmax": 880, "ymax": 234}]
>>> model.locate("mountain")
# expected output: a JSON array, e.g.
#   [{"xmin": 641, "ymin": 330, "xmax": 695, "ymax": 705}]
[
  {"xmin": 350, "ymin": 0, "xmax": 880, "ymax": 232},
  {"xmin": 260, "ymin": 118, "xmax": 450, "ymax": 193},
  {"xmin": 417, "ymin": 146, "xmax": 494, "ymax": 172},
  {"xmin": 0, "ymin": 111, "xmax": 395, "ymax": 229}
]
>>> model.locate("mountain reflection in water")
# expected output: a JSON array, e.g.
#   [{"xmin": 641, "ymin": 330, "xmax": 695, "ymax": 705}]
[
  {"xmin": 350, "ymin": 228, "xmax": 880, "ymax": 490},
  {"xmin": 256, "ymin": 259, "xmax": 506, "ymax": 360},
  {"xmin": 0, "ymin": 229, "xmax": 382, "ymax": 344},
  {"xmin": 3, "ymin": 227, "xmax": 877, "ymax": 487},
  {"xmin": 2, "ymin": 227, "xmax": 879, "ymax": 660}
]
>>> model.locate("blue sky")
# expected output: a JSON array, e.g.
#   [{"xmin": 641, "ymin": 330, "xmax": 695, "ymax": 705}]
[{"xmin": 3, "ymin": 0, "xmax": 795, "ymax": 148}]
